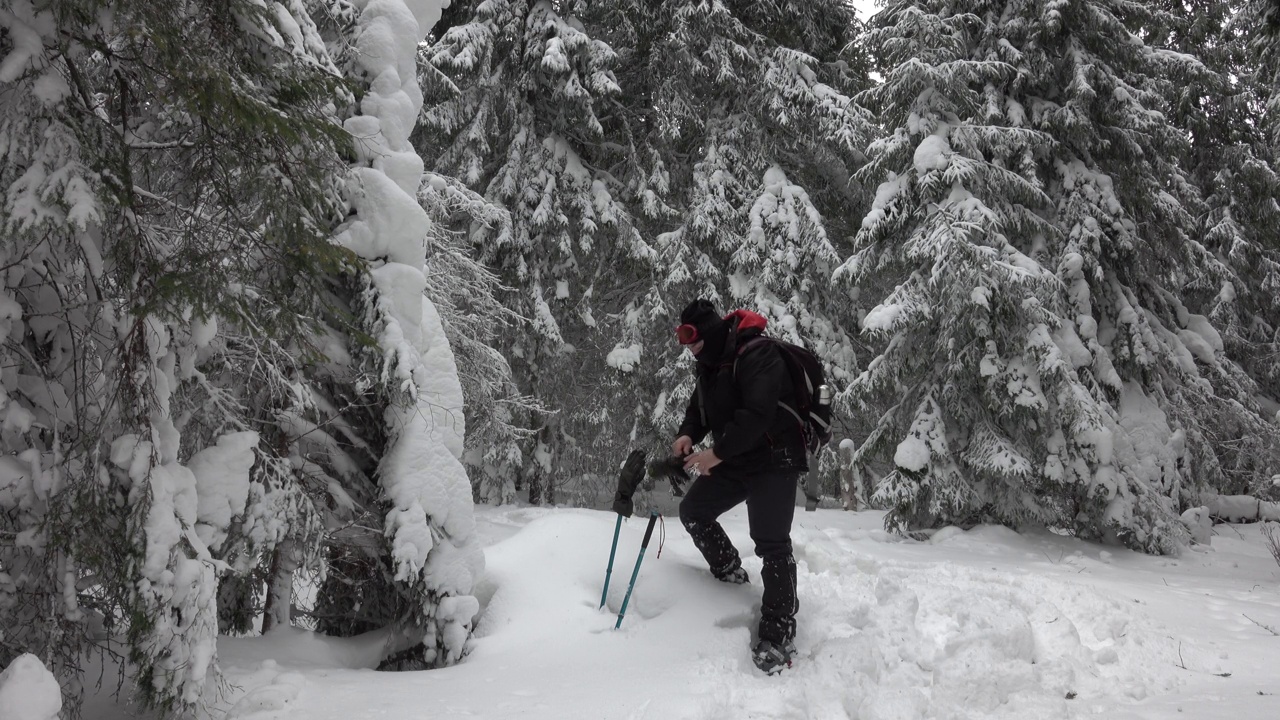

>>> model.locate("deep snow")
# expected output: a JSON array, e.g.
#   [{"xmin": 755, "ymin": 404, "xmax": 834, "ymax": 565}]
[{"xmin": 76, "ymin": 500, "xmax": 1280, "ymax": 720}]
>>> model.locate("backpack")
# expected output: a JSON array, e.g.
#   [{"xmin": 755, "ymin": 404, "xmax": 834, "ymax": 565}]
[{"xmin": 735, "ymin": 336, "xmax": 833, "ymax": 454}]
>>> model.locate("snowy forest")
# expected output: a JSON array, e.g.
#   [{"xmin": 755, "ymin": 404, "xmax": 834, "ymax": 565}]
[{"xmin": 2, "ymin": 0, "xmax": 1280, "ymax": 716}]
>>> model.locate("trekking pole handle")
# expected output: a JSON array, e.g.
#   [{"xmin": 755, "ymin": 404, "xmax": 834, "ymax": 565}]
[{"xmin": 640, "ymin": 509, "xmax": 658, "ymax": 547}]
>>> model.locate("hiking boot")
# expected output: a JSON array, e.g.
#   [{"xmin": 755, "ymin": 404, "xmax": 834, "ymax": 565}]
[
  {"xmin": 751, "ymin": 639, "xmax": 796, "ymax": 674},
  {"xmin": 715, "ymin": 566, "xmax": 749, "ymax": 584}
]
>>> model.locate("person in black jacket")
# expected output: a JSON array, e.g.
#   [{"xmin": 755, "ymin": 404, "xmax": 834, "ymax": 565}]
[{"xmin": 672, "ymin": 299, "xmax": 806, "ymax": 674}]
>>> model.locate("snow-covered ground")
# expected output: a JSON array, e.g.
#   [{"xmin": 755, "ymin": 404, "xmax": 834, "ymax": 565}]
[{"xmin": 84, "ymin": 502, "xmax": 1280, "ymax": 720}]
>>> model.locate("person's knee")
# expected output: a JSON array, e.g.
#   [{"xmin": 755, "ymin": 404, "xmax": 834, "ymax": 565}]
[
  {"xmin": 754, "ymin": 539, "xmax": 793, "ymax": 561},
  {"xmin": 678, "ymin": 495, "xmax": 702, "ymax": 529}
]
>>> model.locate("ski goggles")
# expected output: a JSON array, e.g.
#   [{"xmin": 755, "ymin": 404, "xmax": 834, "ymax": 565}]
[{"xmin": 675, "ymin": 323, "xmax": 700, "ymax": 344}]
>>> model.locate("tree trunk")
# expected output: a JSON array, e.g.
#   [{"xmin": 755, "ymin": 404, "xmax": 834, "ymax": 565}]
[
  {"xmin": 839, "ymin": 443, "xmax": 860, "ymax": 511},
  {"xmin": 261, "ymin": 540, "xmax": 299, "ymax": 633}
]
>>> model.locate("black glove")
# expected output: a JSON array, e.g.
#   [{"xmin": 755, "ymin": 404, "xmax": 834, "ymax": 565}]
[
  {"xmin": 647, "ymin": 455, "xmax": 691, "ymax": 497},
  {"xmin": 612, "ymin": 449, "xmax": 647, "ymax": 517}
]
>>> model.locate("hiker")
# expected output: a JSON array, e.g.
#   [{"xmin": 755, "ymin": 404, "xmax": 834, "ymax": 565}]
[{"xmin": 672, "ymin": 298, "xmax": 806, "ymax": 674}]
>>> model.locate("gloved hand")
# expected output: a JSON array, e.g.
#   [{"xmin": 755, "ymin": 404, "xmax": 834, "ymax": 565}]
[
  {"xmin": 612, "ymin": 449, "xmax": 647, "ymax": 517},
  {"xmin": 646, "ymin": 455, "xmax": 691, "ymax": 497}
]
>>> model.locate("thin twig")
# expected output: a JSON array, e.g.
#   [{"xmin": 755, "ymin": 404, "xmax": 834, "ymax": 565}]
[{"xmin": 1243, "ymin": 614, "xmax": 1280, "ymax": 637}]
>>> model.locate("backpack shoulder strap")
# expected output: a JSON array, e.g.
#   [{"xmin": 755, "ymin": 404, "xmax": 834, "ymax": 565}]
[
  {"xmin": 733, "ymin": 336, "xmax": 807, "ymax": 436},
  {"xmin": 732, "ymin": 336, "xmax": 773, "ymax": 379}
]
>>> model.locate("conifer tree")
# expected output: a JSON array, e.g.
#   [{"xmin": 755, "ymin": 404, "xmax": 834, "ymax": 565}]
[
  {"xmin": 1241, "ymin": 0, "xmax": 1280, "ymax": 143},
  {"xmin": 0, "ymin": 0, "xmax": 356, "ymax": 711},
  {"xmin": 418, "ymin": 173, "xmax": 544, "ymax": 505},
  {"xmin": 622, "ymin": 0, "xmax": 872, "ymax": 440},
  {"xmin": 420, "ymin": 0, "xmax": 659, "ymax": 503},
  {"xmin": 1155, "ymin": 0, "xmax": 1280, "ymax": 487},
  {"xmin": 420, "ymin": 0, "xmax": 874, "ymax": 500},
  {"xmin": 1, "ymin": 0, "xmax": 486, "ymax": 710},
  {"xmin": 849, "ymin": 0, "xmax": 1279, "ymax": 552},
  {"xmin": 309, "ymin": 0, "xmax": 484, "ymax": 669}
]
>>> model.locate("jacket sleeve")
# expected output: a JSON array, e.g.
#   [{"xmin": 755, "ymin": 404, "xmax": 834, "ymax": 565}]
[
  {"xmin": 676, "ymin": 379, "xmax": 709, "ymax": 444},
  {"xmin": 712, "ymin": 344, "xmax": 784, "ymax": 461}
]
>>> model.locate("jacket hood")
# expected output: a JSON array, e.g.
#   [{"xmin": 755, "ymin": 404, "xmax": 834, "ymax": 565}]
[{"xmin": 724, "ymin": 309, "xmax": 768, "ymax": 333}]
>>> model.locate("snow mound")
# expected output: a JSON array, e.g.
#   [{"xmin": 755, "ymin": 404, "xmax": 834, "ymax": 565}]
[
  {"xmin": 225, "ymin": 660, "xmax": 307, "ymax": 720},
  {"xmin": 0, "ymin": 654, "xmax": 61, "ymax": 720},
  {"xmin": 160, "ymin": 507, "xmax": 1272, "ymax": 720}
]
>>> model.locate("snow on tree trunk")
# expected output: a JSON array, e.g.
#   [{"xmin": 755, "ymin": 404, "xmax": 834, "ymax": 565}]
[
  {"xmin": 112, "ymin": 322, "xmax": 222, "ymax": 708},
  {"xmin": 262, "ymin": 540, "xmax": 300, "ymax": 634},
  {"xmin": 334, "ymin": 0, "xmax": 484, "ymax": 666}
]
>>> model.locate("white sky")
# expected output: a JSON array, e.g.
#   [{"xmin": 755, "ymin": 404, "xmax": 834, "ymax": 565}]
[{"xmin": 851, "ymin": 0, "xmax": 880, "ymax": 21}]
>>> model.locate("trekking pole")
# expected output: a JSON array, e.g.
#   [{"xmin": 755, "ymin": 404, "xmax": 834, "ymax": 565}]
[
  {"xmin": 600, "ymin": 513, "xmax": 623, "ymax": 609},
  {"xmin": 615, "ymin": 510, "xmax": 660, "ymax": 629},
  {"xmin": 604, "ymin": 449, "xmax": 645, "ymax": 610}
]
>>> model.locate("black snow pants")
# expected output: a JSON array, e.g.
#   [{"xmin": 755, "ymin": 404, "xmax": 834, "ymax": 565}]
[{"xmin": 678, "ymin": 467, "xmax": 799, "ymax": 645}]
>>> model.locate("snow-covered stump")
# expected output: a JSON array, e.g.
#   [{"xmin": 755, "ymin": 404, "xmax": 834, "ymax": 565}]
[
  {"xmin": 0, "ymin": 654, "xmax": 62, "ymax": 720},
  {"xmin": 839, "ymin": 440, "xmax": 860, "ymax": 511},
  {"xmin": 1180, "ymin": 507, "xmax": 1213, "ymax": 545},
  {"xmin": 332, "ymin": 0, "xmax": 484, "ymax": 667}
]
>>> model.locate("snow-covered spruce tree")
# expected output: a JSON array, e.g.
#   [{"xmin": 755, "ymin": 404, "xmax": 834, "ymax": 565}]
[
  {"xmin": 837, "ymin": 3, "xmax": 1090, "ymax": 535},
  {"xmin": 1025, "ymin": 0, "xmax": 1280, "ymax": 516},
  {"xmin": 0, "ymin": 0, "xmax": 356, "ymax": 712},
  {"xmin": 1152, "ymin": 0, "xmax": 1280, "ymax": 492},
  {"xmin": 848, "ymin": 0, "xmax": 1279, "ymax": 552},
  {"xmin": 418, "ymin": 174, "xmax": 544, "ymax": 505},
  {"xmin": 1241, "ymin": 0, "xmax": 1280, "ymax": 144},
  {"xmin": 307, "ymin": 0, "xmax": 485, "ymax": 669},
  {"xmin": 420, "ymin": 0, "xmax": 660, "ymax": 504},
  {"xmin": 622, "ymin": 0, "xmax": 873, "ymax": 461}
]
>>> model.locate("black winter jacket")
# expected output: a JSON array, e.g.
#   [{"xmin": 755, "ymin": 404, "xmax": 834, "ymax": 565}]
[{"xmin": 676, "ymin": 310, "xmax": 808, "ymax": 475}]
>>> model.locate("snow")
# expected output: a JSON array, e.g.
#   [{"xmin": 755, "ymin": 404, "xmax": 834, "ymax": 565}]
[
  {"xmin": 861, "ymin": 172, "xmax": 909, "ymax": 230},
  {"xmin": 189, "ymin": 314, "xmax": 218, "ymax": 348},
  {"xmin": 1114, "ymin": 382, "xmax": 1180, "ymax": 495},
  {"xmin": 1051, "ymin": 321, "xmax": 1093, "ymax": 368},
  {"xmin": 862, "ymin": 303, "xmax": 903, "ymax": 333},
  {"xmin": 335, "ymin": 168, "xmax": 431, "ymax": 268},
  {"xmin": 1180, "ymin": 507, "xmax": 1213, "ymax": 545},
  {"xmin": 188, "ymin": 431, "xmax": 259, "ymax": 552},
  {"xmin": 894, "ymin": 434, "xmax": 931, "ymax": 472},
  {"xmin": 894, "ymin": 397, "xmax": 946, "ymax": 473},
  {"xmin": 0, "ymin": 653, "xmax": 61, "ymax": 720},
  {"xmin": 912, "ymin": 132, "xmax": 952, "ymax": 175},
  {"xmin": 606, "ymin": 342, "xmax": 642, "ymax": 372},
  {"xmin": 970, "ymin": 286, "xmax": 990, "ymax": 308},
  {"xmin": 86, "ymin": 505, "xmax": 1280, "ymax": 720},
  {"xmin": 335, "ymin": 0, "xmax": 482, "ymax": 665},
  {"xmin": 1205, "ymin": 495, "xmax": 1280, "ymax": 523},
  {"xmin": 0, "ymin": 1, "xmax": 54, "ymax": 84}
]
